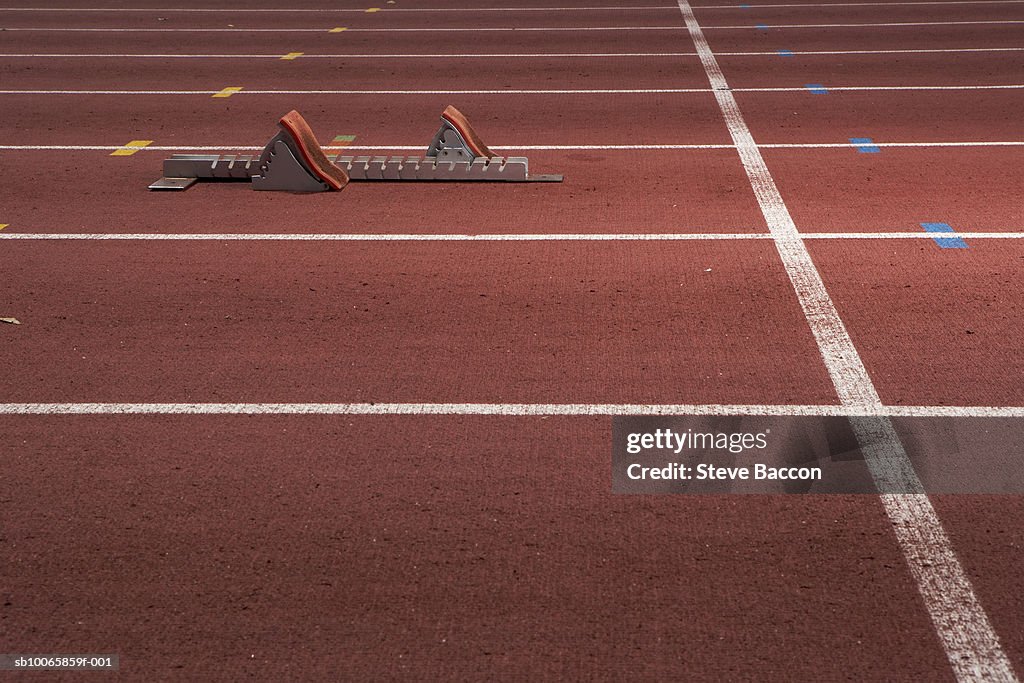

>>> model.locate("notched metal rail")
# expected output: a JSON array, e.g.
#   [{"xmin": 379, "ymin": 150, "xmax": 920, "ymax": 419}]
[
  {"xmin": 151, "ymin": 153, "xmax": 561, "ymax": 189},
  {"xmin": 149, "ymin": 108, "xmax": 563, "ymax": 191}
]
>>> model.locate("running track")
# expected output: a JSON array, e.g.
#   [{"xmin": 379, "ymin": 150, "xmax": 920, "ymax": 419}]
[{"xmin": 1, "ymin": 0, "xmax": 1023, "ymax": 679}]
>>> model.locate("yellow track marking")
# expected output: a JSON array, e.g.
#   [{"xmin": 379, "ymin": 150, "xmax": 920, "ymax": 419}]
[
  {"xmin": 212, "ymin": 86, "xmax": 243, "ymax": 98},
  {"xmin": 110, "ymin": 140, "xmax": 152, "ymax": 156}
]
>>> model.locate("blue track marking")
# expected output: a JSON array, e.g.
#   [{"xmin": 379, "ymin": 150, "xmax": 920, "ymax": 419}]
[
  {"xmin": 849, "ymin": 137, "xmax": 881, "ymax": 153},
  {"xmin": 805, "ymin": 83, "xmax": 828, "ymax": 94},
  {"xmin": 777, "ymin": 49, "xmax": 794, "ymax": 56},
  {"xmin": 921, "ymin": 222, "xmax": 969, "ymax": 249},
  {"xmin": 755, "ymin": 23, "xmax": 768, "ymax": 29},
  {"xmin": 739, "ymin": 3, "xmax": 751, "ymax": 7}
]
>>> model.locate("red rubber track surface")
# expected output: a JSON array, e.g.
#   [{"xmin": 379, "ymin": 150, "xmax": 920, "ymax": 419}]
[
  {"xmin": 0, "ymin": 55, "xmax": 708, "ymax": 90},
  {"xmin": 8, "ymin": 53, "xmax": 1024, "ymax": 90},
  {"xmin": 0, "ymin": 30, "xmax": 694, "ymax": 54},
  {"xmin": 0, "ymin": 241, "xmax": 836, "ymax": 403},
  {"xmin": 722, "ymin": 54, "xmax": 1024, "ymax": 88},
  {"xmin": 808, "ymin": 241, "xmax": 1024, "ymax": 406},
  {"xmin": 701, "ymin": 24, "xmax": 1024, "ymax": 52},
  {"xmin": 931, "ymin": 495, "xmax": 1024, "ymax": 672},
  {"xmin": 3, "ymin": 0, "xmax": 1024, "ymax": 679},
  {"xmin": 0, "ymin": 11, "xmax": 685, "ymax": 29},
  {"xmin": 696, "ymin": 4, "xmax": 1024, "ymax": 23},
  {"xmin": 765, "ymin": 149, "xmax": 1024, "ymax": 232},
  {"xmin": 0, "ymin": 94, "xmax": 732, "ymax": 146},
  {"xmin": 2, "ymin": 417, "xmax": 950, "ymax": 680},
  {"xmin": 740, "ymin": 92, "xmax": 1024, "ymax": 143},
  {"xmin": 0, "ymin": 151, "xmax": 766, "ymax": 234}
]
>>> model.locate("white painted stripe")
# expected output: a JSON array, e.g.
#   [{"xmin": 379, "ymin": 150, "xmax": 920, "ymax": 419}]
[
  {"xmin": 726, "ymin": 47, "xmax": 1024, "ymax": 54},
  {"xmin": 0, "ymin": 232, "xmax": 771, "ymax": 241},
  {"xmin": 3, "ymin": 141, "xmax": 1024, "ymax": 152},
  {"xmin": 0, "ymin": 5, "xmax": 680, "ymax": 11},
  {"xmin": 0, "ymin": 143, "xmax": 739, "ymax": 151},
  {"xmin": 700, "ymin": 0, "xmax": 1024, "ymax": 6},
  {"xmin": 0, "ymin": 0, "xmax": 1021, "ymax": 10},
  {"xmin": 1, "ymin": 84, "xmax": 1021, "ymax": 95},
  {"xmin": 0, "ymin": 53, "xmax": 292, "ymax": 58},
  {"xmin": 3, "ymin": 232, "xmax": 1024, "ymax": 241},
  {"xmin": 796, "ymin": 231, "xmax": 1024, "ymax": 238},
  {"xmin": 0, "ymin": 52, "xmax": 700, "ymax": 58},
  {"xmin": 3, "ymin": 20, "xmax": 1022, "ymax": 31},
  {"xmin": 679, "ymin": 0, "xmax": 1017, "ymax": 680},
  {"xmin": 0, "ymin": 232, "xmax": 766, "ymax": 241},
  {"xmin": 706, "ymin": 19, "xmax": 1024, "ymax": 27},
  {"xmin": 1, "ymin": 0, "xmax": 1023, "ymax": 9},
  {"xmin": 0, "ymin": 88, "xmax": 711, "ymax": 94},
  {"xmin": 3, "ymin": 47, "xmax": 1024, "ymax": 57},
  {"xmin": 685, "ymin": 4, "xmax": 903, "ymax": 407},
  {"xmin": 0, "ymin": 25, "xmax": 688, "ymax": 32},
  {"xmin": 1, "ymin": 402, "xmax": 1024, "ymax": 417},
  {"xmin": 779, "ymin": 84, "xmax": 1024, "ymax": 90},
  {"xmin": 766, "ymin": 141, "xmax": 1024, "ymax": 147}
]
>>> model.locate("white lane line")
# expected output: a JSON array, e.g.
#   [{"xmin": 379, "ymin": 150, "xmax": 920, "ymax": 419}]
[
  {"xmin": 1, "ymin": 84, "xmax": 1021, "ymax": 95},
  {"xmin": 790, "ymin": 231, "xmax": 1024, "ymax": 238},
  {"xmin": 1, "ymin": 0, "xmax": 1023, "ymax": 8},
  {"xmin": 0, "ymin": 52, "xmax": 701, "ymax": 58},
  {"xmin": 2, "ymin": 47, "xmax": 1024, "ymax": 57},
  {"xmin": 783, "ymin": 84, "xmax": 1024, "ymax": 90},
  {"xmin": 0, "ymin": 0, "xmax": 1021, "ymax": 10},
  {"xmin": 705, "ymin": 19, "xmax": 1024, "ymax": 27},
  {"xmin": 4, "ymin": 232, "xmax": 1024, "ymax": 241},
  {"xmin": 0, "ymin": 143, "xmax": 738, "ymax": 150},
  {"xmin": 2, "ymin": 20, "xmax": 1022, "ymax": 31},
  {"xmin": 678, "ymin": 0, "xmax": 1018, "ymax": 680},
  {"xmin": 762, "ymin": 141, "xmax": 1024, "ymax": 147},
  {"xmin": 0, "ymin": 5, "xmax": 680, "ymax": 11},
  {"xmin": 0, "ymin": 25, "xmax": 688, "ymax": 32},
  {"xmin": 2, "ymin": 403, "xmax": 1024, "ymax": 416},
  {"xmin": 14, "ymin": 144, "xmax": 702, "ymax": 151},
  {"xmin": 731, "ymin": 47, "xmax": 1024, "ymax": 54},
  {"xmin": 698, "ymin": 0, "xmax": 1024, "ymax": 5},
  {"xmin": 0, "ymin": 232, "xmax": 774, "ymax": 241},
  {"xmin": 3, "ymin": 141, "xmax": 1024, "ymax": 152},
  {"xmin": 0, "ymin": 88, "xmax": 710, "ymax": 94},
  {"xmin": 2, "ymin": 20, "xmax": 1022, "ymax": 32}
]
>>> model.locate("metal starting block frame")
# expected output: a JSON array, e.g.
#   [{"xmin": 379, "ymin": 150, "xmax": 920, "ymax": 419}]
[{"xmin": 149, "ymin": 110, "xmax": 563, "ymax": 192}]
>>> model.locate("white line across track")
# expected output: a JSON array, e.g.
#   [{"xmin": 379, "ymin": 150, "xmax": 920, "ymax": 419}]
[
  {"xmin": 1, "ymin": 84, "xmax": 1021, "ymax": 95},
  {"xmin": 677, "ymin": 0, "xmax": 1018, "ymax": 680},
  {"xmin": 1, "ymin": 403, "xmax": 1024, "ymax": 417},
  {"xmin": 0, "ymin": 25, "xmax": 692, "ymax": 32},
  {"xmin": 2, "ymin": 19, "xmax": 1023, "ymax": 31},
  {"xmin": 1, "ymin": 0, "xmax": 1024, "ymax": 9},
  {"xmin": 3, "ymin": 232, "xmax": 1024, "ymax": 241},
  {"xmin": 3, "ymin": 141, "xmax": 1024, "ymax": 151},
  {"xmin": 2, "ymin": 47, "xmax": 1024, "ymax": 57},
  {"xmin": 709, "ymin": 0, "xmax": 1024, "ymax": 5},
  {"xmin": 0, "ymin": 5, "xmax": 680, "ymax": 10},
  {"xmin": 706, "ymin": 19, "xmax": 1024, "ymax": 27}
]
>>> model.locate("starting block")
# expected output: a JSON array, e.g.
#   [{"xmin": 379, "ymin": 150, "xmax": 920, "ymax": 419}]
[{"xmin": 149, "ymin": 106, "xmax": 563, "ymax": 192}]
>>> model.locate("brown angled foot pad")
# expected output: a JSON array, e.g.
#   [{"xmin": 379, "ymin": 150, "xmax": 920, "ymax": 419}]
[
  {"xmin": 278, "ymin": 110, "xmax": 349, "ymax": 190},
  {"xmin": 441, "ymin": 105, "xmax": 496, "ymax": 159}
]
